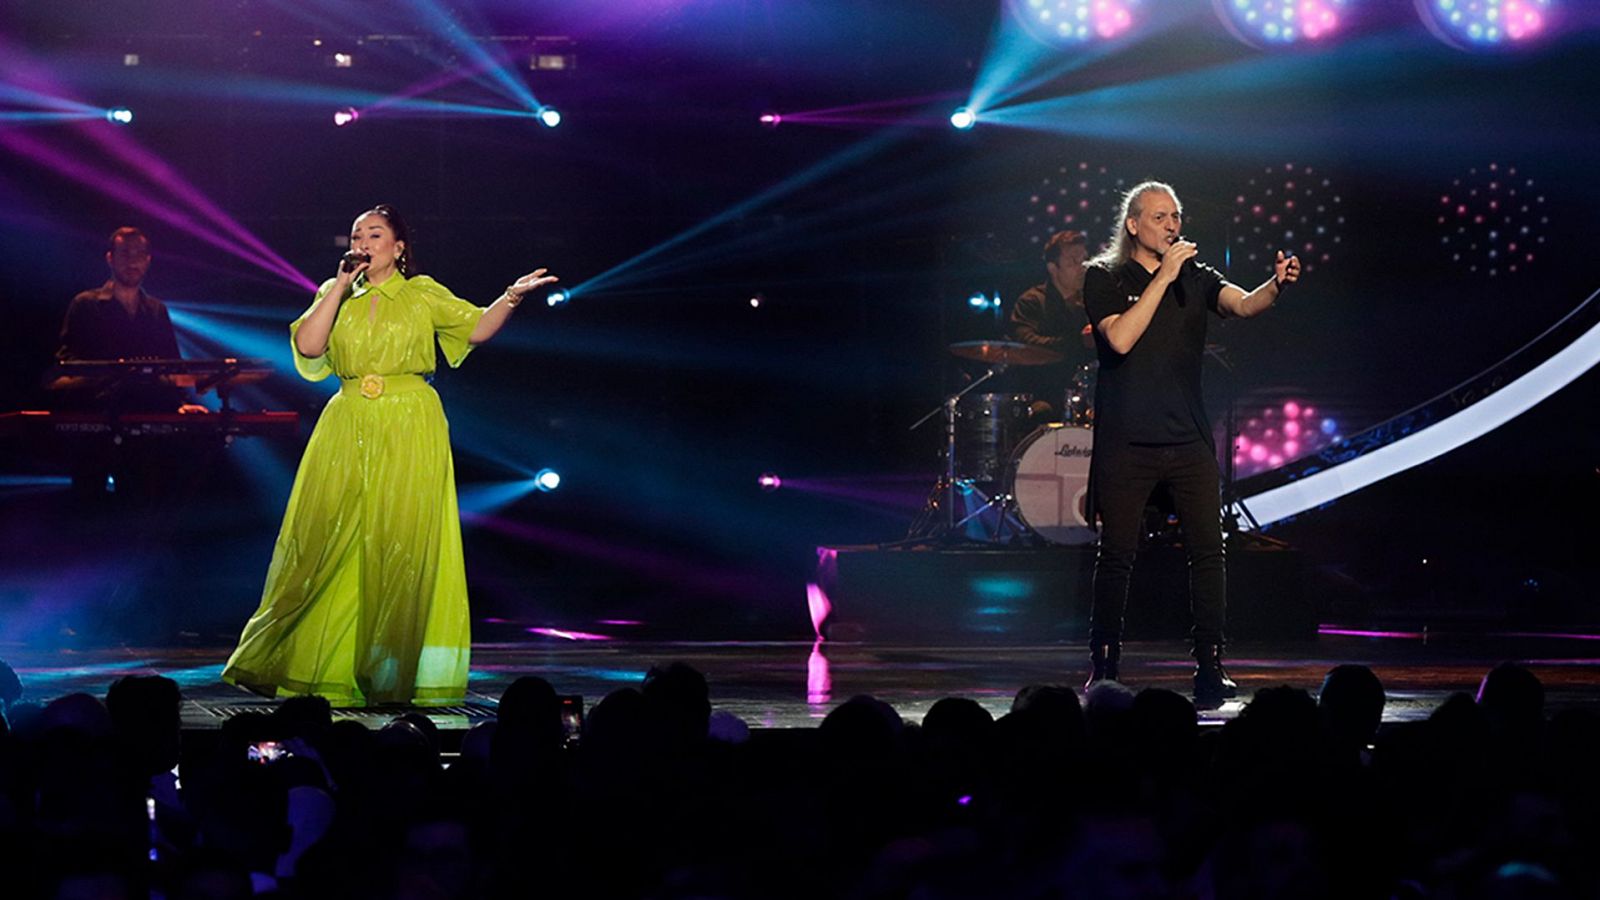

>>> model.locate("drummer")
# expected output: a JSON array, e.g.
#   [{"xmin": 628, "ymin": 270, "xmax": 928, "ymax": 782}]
[{"xmin": 1008, "ymin": 230, "xmax": 1096, "ymax": 419}]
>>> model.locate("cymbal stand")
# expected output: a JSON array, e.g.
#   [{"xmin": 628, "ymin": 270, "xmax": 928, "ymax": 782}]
[{"xmin": 905, "ymin": 366, "xmax": 1032, "ymax": 543}]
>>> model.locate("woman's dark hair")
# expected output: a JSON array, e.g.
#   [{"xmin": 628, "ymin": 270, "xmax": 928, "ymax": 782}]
[{"xmin": 363, "ymin": 203, "xmax": 417, "ymax": 276}]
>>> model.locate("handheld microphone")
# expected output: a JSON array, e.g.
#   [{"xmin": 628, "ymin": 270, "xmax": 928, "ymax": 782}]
[{"xmin": 340, "ymin": 250, "xmax": 371, "ymax": 273}]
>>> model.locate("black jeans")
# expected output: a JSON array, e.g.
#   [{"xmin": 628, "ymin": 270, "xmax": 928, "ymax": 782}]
[{"xmin": 1089, "ymin": 440, "xmax": 1226, "ymax": 646}]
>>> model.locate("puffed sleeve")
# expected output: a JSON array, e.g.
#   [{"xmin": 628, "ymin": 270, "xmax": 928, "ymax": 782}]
[
  {"xmin": 411, "ymin": 276, "xmax": 486, "ymax": 368},
  {"xmin": 288, "ymin": 279, "xmax": 337, "ymax": 382}
]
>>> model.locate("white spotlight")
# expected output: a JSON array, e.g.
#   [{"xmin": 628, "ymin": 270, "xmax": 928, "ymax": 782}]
[
  {"xmin": 537, "ymin": 106, "xmax": 562, "ymax": 128},
  {"xmin": 534, "ymin": 469, "xmax": 562, "ymax": 492},
  {"xmin": 105, "ymin": 107, "xmax": 134, "ymax": 125},
  {"xmin": 333, "ymin": 107, "xmax": 359, "ymax": 127},
  {"xmin": 950, "ymin": 107, "xmax": 977, "ymax": 130},
  {"xmin": 546, "ymin": 289, "xmax": 570, "ymax": 307}
]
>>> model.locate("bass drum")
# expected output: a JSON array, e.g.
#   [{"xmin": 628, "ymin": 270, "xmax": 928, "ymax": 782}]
[{"xmin": 1010, "ymin": 424, "xmax": 1097, "ymax": 545}]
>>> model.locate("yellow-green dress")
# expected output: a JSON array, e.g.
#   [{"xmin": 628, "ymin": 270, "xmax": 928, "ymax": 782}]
[{"xmin": 223, "ymin": 272, "xmax": 485, "ymax": 706}]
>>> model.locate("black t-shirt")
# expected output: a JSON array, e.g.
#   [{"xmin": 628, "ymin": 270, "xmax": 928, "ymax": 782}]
[
  {"xmin": 1082, "ymin": 257, "xmax": 1225, "ymax": 447},
  {"xmin": 55, "ymin": 282, "xmax": 185, "ymax": 411},
  {"xmin": 1005, "ymin": 280, "xmax": 1093, "ymax": 406},
  {"xmin": 58, "ymin": 282, "xmax": 182, "ymax": 362}
]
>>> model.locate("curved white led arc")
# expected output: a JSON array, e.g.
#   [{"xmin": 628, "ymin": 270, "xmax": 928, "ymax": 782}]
[{"xmin": 1239, "ymin": 315, "xmax": 1600, "ymax": 528}]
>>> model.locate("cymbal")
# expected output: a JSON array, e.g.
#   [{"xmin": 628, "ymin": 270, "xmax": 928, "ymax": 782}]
[{"xmin": 948, "ymin": 340, "xmax": 1064, "ymax": 367}]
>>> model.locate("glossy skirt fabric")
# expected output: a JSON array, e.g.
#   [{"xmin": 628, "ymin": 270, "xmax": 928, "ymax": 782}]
[{"xmin": 222, "ymin": 382, "xmax": 470, "ymax": 706}]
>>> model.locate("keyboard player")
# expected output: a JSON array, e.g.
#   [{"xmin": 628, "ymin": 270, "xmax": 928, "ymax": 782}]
[{"xmin": 55, "ymin": 226, "xmax": 206, "ymax": 414}]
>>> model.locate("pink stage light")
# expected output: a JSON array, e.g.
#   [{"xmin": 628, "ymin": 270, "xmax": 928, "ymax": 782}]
[
  {"xmin": 1013, "ymin": 0, "xmax": 1146, "ymax": 46},
  {"xmin": 0, "ymin": 38, "xmax": 314, "ymax": 292},
  {"xmin": 758, "ymin": 472, "xmax": 782, "ymax": 492},
  {"xmin": 527, "ymin": 627, "xmax": 613, "ymax": 642},
  {"xmin": 1228, "ymin": 398, "xmax": 1342, "ymax": 476},
  {"xmin": 1418, "ymin": 0, "xmax": 1557, "ymax": 50},
  {"xmin": 1214, "ymin": 0, "xmax": 1355, "ymax": 48}
]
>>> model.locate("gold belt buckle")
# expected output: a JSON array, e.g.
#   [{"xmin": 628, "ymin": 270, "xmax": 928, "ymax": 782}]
[{"xmin": 359, "ymin": 373, "xmax": 385, "ymax": 399}]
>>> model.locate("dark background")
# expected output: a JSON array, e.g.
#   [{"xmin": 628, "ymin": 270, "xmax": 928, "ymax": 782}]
[{"xmin": 2, "ymin": 0, "xmax": 1598, "ymax": 644}]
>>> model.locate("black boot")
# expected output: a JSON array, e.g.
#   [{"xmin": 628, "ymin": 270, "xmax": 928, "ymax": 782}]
[
  {"xmin": 1085, "ymin": 640, "xmax": 1121, "ymax": 691},
  {"xmin": 1193, "ymin": 643, "xmax": 1238, "ymax": 710}
]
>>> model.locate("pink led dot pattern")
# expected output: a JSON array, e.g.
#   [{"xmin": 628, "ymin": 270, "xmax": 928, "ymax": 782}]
[
  {"xmin": 1232, "ymin": 163, "xmax": 1343, "ymax": 274},
  {"xmin": 1438, "ymin": 163, "xmax": 1547, "ymax": 277},
  {"xmin": 1025, "ymin": 161, "xmax": 1129, "ymax": 248},
  {"xmin": 1227, "ymin": 398, "xmax": 1342, "ymax": 477}
]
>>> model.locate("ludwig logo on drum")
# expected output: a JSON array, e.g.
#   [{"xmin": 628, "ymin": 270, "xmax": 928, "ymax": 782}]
[{"xmin": 1055, "ymin": 445, "xmax": 1093, "ymax": 458}]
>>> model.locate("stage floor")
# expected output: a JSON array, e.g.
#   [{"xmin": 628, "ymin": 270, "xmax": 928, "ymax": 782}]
[{"xmin": 4, "ymin": 629, "xmax": 1598, "ymax": 733}]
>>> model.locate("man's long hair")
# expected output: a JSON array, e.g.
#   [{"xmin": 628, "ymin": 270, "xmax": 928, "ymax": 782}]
[{"xmin": 1088, "ymin": 181, "xmax": 1180, "ymax": 269}]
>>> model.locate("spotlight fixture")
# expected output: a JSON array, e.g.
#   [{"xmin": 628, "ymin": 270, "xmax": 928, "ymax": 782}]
[
  {"xmin": 749, "ymin": 294, "xmax": 764, "ymax": 308},
  {"xmin": 105, "ymin": 107, "xmax": 134, "ymax": 125},
  {"xmin": 122, "ymin": 53, "xmax": 140, "ymax": 67},
  {"xmin": 1012, "ymin": 0, "xmax": 1145, "ymax": 46},
  {"xmin": 950, "ymin": 107, "xmax": 977, "ymax": 130},
  {"xmin": 1416, "ymin": 0, "xmax": 1555, "ymax": 50},
  {"xmin": 759, "ymin": 112, "xmax": 782, "ymax": 129},
  {"xmin": 967, "ymin": 291, "xmax": 1002, "ymax": 313},
  {"xmin": 537, "ymin": 106, "xmax": 562, "ymax": 128},
  {"xmin": 758, "ymin": 473, "xmax": 782, "ymax": 492},
  {"xmin": 545, "ymin": 289, "xmax": 570, "ymax": 307},
  {"xmin": 1215, "ymin": 0, "xmax": 1354, "ymax": 48},
  {"xmin": 331, "ymin": 52, "xmax": 355, "ymax": 68},
  {"xmin": 534, "ymin": 469, "xmax": 562, "ymax": 492},
  {"xmin": 332, "ymin": 107, "xmax": 359, "ymax": 127}
]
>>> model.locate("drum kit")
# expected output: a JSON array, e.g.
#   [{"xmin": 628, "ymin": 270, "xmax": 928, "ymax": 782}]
[{"xmin": 907, "ymin": 340, "xmax": 1099, "ymax": 545}]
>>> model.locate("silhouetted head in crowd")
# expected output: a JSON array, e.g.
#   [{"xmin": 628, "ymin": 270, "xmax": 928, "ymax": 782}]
[
  {"xmin": 1477, "ymin": 662, "xmax": 1545, "ymax": 732},
  {"xmin": 923, "ymin": 696, "xmax": 994, "ymax": 742},
  {"xmin": 1130, "ymin": 687, "xmax": 1197, "ymax": 757},
  {"xmin": 106, "ymin": 673, "xmax": 182, "ymax": 778},
  {"xmin": 40, "ymin": 691, "xmax": 114, "ymax": 739},
  {"xmin": 0, "ymin": 657, "xmax": 21, "ymax": 708},
  {"xmin": 820, "ymin": 695, "xmax": 904, "ymax": 764},
  {"xmin": 496, "ymin": 675, "xmax": 562, "ymax": 751},
  {"xmin": 1319, "ymin": 664, "xmax": 1385, "ymax": 752},
  {"xmin": 582, "ymin": 687, "xmax": 649, "ymax": 758},
  {"xmin": 394, "ymin": 711, "xmax": 442, "ymax": 760},
  {"xmin": 643, "ymin": 661, "xmax": 712, "ymax": 746},
  {"xmin": 273, "ymin": 694, "xmax": 333, "ymax": 740},
  {"xmin": 1011, "ymin": 683, "xmax": 1082, "ymax": 720}
]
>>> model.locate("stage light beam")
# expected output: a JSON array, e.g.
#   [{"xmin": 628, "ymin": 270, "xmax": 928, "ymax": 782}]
[
  {"xmin": 950, "ymin": 107, "xmax": 978, "ymax": 130},
  {"xmin": 537, "ymin": 106, "xmax": 562, "ymax": 128},
  {"xmin": 534, "ymin": 469, "xmax": 562, "ymax": 492},
  {"xmin": 105, "ymin": 107, "xmax": 133, "ymax": 125}
]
